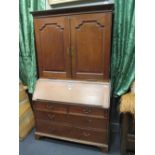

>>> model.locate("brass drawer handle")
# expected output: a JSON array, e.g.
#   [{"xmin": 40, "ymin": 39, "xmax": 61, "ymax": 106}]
[
  {"xmin": 47, "ymin": 114, "xmax": 55, "ymax": 120},
  {"xmin": 83, "ymin": 132, "xmax": 90, "ymax": 137},
  {"xmin": 47, "ymin": 104, "xmax": 54, "ymax": 109},
  {"xmin": 82, "ymin": 108, "xmax": 92, "ymax": 114}
]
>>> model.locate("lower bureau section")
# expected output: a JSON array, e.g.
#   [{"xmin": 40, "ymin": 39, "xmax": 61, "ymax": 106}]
[
  {"xmin": 33, "ymin": 100, "xmax": 110, "ymax": 152},
  {"xmin": 36, "ymin": 120, "xmax": 108, "ymax": 144}
]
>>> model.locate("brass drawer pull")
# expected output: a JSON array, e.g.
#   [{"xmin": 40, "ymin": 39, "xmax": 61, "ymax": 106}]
[
  {"xmin": 47, "ymin": 104, "xmax": 54, "ymax": 109},
  {"xmin": 82, "ymin": 108, "xmax": 92, "ymax": 114},
  {"xmin": 47, "ymin": 114, "xmax": 55, "ymax": 120},
  {"xmin": 83, "ymin": 132, "xmax": 90, "ymax": 137}
]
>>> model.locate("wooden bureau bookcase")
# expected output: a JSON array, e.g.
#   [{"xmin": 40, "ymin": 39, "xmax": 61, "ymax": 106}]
[{"xmin": 32, "ymin": 4, "xmax": 113, "ymax": 153}]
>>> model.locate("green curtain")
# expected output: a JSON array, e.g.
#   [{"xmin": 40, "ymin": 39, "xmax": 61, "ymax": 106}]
[
  {"xmin": 111, "ymin": 0, "xmax": 135, "ymax": 97},
  {"xmin": 19, "ymin": 0, "xmax": 45, "ymax": 93}
]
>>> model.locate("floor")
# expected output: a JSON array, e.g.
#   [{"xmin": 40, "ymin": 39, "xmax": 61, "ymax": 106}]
[{"xmin": 19, "ymin": 128, "xmax": 121, "ymax": 155}]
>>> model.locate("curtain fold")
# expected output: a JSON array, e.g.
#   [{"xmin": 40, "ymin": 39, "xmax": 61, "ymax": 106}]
[
  {"xmin": 19, "ymin": 0, "xmax": 45, "ymax": 93},
  {"xmin": 111, "ymin": 0, "xmax": 135, "ymax": 96}
]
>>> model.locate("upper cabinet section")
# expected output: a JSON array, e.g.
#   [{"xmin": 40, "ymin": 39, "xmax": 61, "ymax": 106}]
[{"xmin": 32, "ymin": 4, "xmax": 113, "ymax": 81}]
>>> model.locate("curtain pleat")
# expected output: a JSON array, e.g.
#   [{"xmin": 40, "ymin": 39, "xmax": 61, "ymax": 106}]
[
  {"xmin": 19, "ymin": 0, "xmax": 45, "ymax": 93},
  {"xmin": 111, "ymin": 0, "xmax": 135, "ymax": 96}
]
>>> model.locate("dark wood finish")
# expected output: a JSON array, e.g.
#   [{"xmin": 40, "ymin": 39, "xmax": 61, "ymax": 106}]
[
  {"xmin": 32, "ymin": 4, "xmax": 113, "ymax": 153},
  {"xmin": 67, "ymin": 114, "xmax": 108, "ymax": 130},
  {"xmin": 34, "ymin": 16, "xmax": 71, "ymax": 79},
  {"xmin": 36, "ymin": 120, "xmax": 107, "ymax": 144},
  {"xmin": 33, "ymin": 101, "xmax": 68, "ymax": 113},
  {"xmin": 33, "ymin": 5, "xmax": 112, "ymax": 81},
  {"xmin": 33, "ymin": 97, "xmax": 110, "ymax": 152},
  {"xmin": 69, "ymin": 105, "xmax": 108, "ymax": 118},
  {"xmin": 120, "ymin": 113, "xmax": 135, "ymax": 155},
  {"xmin": 120, "ymin": 113, "xmax": 128, "ymax": 155},
  {"xmin": 35, "ymin": 131, "xmax": 108, "ymax": 151},
  {"xmin": 70, "ymin": 13, "xmax": 112, "ymax": 80},
  {"xmin": 31, "ymin": 4, "xmax": 114, "ymax": 17},
  {"xmin": 34, "ymin": 111, "xmax": 68, "ymax": 123},
  {"xmin": 127, "ymin": 134, "xmax": 135, "ymax": 151},
  {"xmin": 34, "ymin": 109, "xmax": 108, "ymax": 130}
]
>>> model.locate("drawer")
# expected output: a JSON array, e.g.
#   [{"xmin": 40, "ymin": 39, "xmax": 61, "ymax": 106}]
[
  {"xmin": 36, "ymin": 120, "xmax": 72, "ymax": 138},
  {"xmin": 68, "ymin": 114, "xmax": 108, "ymax": 130},
  {"xmin": 71, "ymin": 126, "xmax": 108, "ymax": 144},
  {"xmin": 34, "ymin": 111, "xmax": 68, "ymax": 123},
  {"xmin": 35, "ymin": 111, "xmax": 108, "ymax": 130},
  {"xmin": 69, "ymin": 105, "xmax": 108, "ymax": 118},
  {"xmin": 33, "ymin": 101, "xmax": 67, "ymax": 113},
  {"xmin": 36, "ymin": 120, "xmax": 108, "ymax": 144}
]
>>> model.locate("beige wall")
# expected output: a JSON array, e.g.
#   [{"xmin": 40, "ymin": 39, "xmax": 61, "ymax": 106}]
[{"xmin": 46, "ymin": 0, "xmax": 114, "ymax": 10}]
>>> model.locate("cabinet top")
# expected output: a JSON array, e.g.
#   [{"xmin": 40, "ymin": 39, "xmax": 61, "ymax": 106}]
[
  {"xmin": 33, "ymin": 78, "xmax": 111, "ymax": 109},
  {"xmin": 31, "ymin": 3, "xmax": 114, "ymax": 17}
]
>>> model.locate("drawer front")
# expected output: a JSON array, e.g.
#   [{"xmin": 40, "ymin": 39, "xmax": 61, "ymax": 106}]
[
  {"xmin": 35, "ymin": 111, "xmax": 68, "ymax": 123},
  {"xmin": 69, "ymin": 105, "xmax": 108, "ymax": 118},
  {"xmin": 71, "ymin": 126, "xmax": 108, "ymax": 144},
  {"xmin": 36, "ymin": 120, "xmax": 107, "ymax": 144},
  {"xmin": 33, "ymin": 101, "xmax": 67, "ymax": 113},
  {"xmin": 68, "ymin": 114, "xmax": 108, "ymax": 130},
  {"xmin": 36, "ymin": 120, "xmax": 72, "ymax": 138},
  {"xmin": 35, "ymin": 111, "xmax": 108, "ymax": 130}
]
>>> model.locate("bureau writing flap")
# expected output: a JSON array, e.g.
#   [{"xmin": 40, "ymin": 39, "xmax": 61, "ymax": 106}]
[{"xmin": 33, "ymin": 78, "xmax": 110, "ymax": 109}]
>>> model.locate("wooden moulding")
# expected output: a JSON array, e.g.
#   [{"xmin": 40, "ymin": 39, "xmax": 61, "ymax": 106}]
[
  {"xmin": 31, "ymin": 3, "xmax": 114, "ymax": 17},
  {"xmin": 35, "ymin": 132, "xmax": 108, "ymax": 152}
]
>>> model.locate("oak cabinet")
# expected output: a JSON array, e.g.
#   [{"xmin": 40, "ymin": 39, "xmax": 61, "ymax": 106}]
[
  {"xmin": 32, "ymin": 4, "xmax": 113, "ymax": 153},
  {"xmin": 33, "ymin": 7, "xmax": 112, "ymax": 81}
]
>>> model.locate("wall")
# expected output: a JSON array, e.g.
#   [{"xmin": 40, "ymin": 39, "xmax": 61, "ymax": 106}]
[{"xmin": 46, "ymin": 0, "xmax": 114, "ymax": 10}]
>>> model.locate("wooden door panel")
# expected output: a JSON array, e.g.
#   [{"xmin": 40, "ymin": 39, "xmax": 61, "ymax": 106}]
[
  {"xmin": 34, "ymin": 17, "xmax": 71, "ymax": 79},
  {"xmin": 70, "ymin": 13, "xmax": 112, "ymax": 81},
  {"xmin": 40, "ymin": 25, "xmax": 65, "ymax": 71}
]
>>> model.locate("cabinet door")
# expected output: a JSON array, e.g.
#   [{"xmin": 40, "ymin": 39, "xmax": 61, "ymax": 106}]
[
  {"xmin": 34, "ymin": 16, "xmax": 71, "ymax": 79},
  {"xmin": 70, "ymin": 13, "xmax": 112, "ymax": 81}
]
